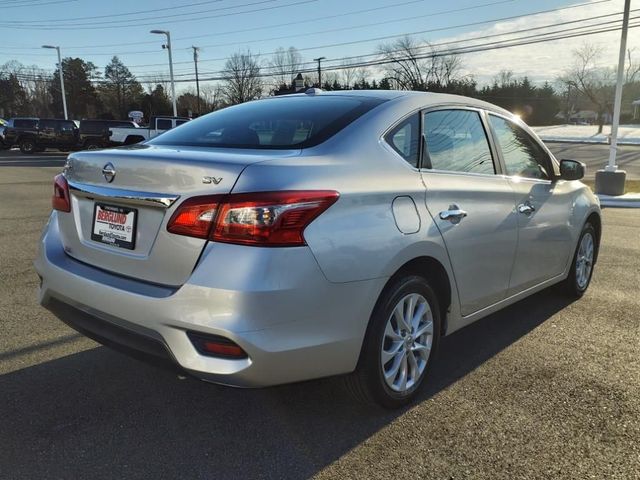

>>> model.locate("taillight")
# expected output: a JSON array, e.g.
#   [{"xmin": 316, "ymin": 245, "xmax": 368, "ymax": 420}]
[
  {"xmin": 167, "ymin": 191, "xmax": 339, "ymax": 246},
  {"xmin": 166, "ymin": 195, "xmax": 223, "ymax": 239},
  {"xmin": 52, "ymin": 174, "xmax": 70, "ymax": 212}
]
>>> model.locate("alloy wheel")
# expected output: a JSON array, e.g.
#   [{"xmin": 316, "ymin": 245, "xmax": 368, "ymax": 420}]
[
  {"xmin": 576, "ymin": 232, "xmax": 594, "ymax": 290},
  {"xmin": 381, "ymin": 293, "xmax": 434, "ymax": 393}
]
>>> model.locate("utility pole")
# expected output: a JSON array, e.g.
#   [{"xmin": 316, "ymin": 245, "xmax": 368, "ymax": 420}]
[
  {"xmin": 42, "ymin": 45, "xmax": 67, "ymax": 119},
  {"xmin": 313, "ymin": 56, "xmax": 326, "ymax": 88},
  {"xmin": 595, "ymin": 0, "xmax": 630, "ymax": 195},
  {"xmin": 192, "ymin": 46, "xmax": 201, "ymax": 116},
  {"xmin": 150, "ymin": 30, "xmax": 177, "ymax": 117}
]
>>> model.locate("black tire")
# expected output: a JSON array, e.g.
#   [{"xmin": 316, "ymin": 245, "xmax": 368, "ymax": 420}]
[
  {"xmin": 562, "ymin": 222, "xmax": 597, "ymax": 298},
  {"xmin": 19, "ymin": 138, "xmax": 36, "ymax": 154},
  {"xmin": 344, "ymin": 275, "xmax": 441, "ymax": 408},
  {"xmin": 84, "ymin": 140, "xmax": 101, "ymax": 150}
]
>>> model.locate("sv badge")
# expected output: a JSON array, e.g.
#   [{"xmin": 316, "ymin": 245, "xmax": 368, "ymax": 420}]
[{"xmin": 202, "ymin": 176, "xmax": 223, "ymax": 185}]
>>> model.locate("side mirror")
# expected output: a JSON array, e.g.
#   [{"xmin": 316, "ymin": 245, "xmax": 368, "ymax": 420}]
[{"xmin": 559, "ymin": 159, "xmax": 585, "ymax": 181}]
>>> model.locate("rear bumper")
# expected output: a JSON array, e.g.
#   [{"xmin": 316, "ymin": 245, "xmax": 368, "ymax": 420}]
[{"xmin": 35, "ymin": 212, "xmax": 385, "ymax": 387}]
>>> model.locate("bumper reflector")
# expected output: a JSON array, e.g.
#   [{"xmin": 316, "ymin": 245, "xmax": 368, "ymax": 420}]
[{"xmin": 187, "ymin": 331, "xmax": 248, "ymax": 359}]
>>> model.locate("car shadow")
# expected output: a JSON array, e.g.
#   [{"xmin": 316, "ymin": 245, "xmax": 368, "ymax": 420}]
[{"xmin": 0, "ymin": 287, "xmax": 573, "ymax": 479}]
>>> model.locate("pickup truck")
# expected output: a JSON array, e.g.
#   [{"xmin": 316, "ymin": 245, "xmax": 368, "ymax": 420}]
[
  {"xmin": 4, "ymin": 118, "xmax": 79, "ymax": 154},
  {"xmin": 109, "ymin": 116, "xmax": 190, "ymax": 146}
]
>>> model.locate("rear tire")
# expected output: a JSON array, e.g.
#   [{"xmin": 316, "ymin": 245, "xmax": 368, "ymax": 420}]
[
  {"xmin": 19, "ymin": 139, "xmax": 36, "ymax": 154},
  {"xmin": 344, "ymin": 275, "xmax": 441, "ymax": 408},
  {"xmin": 562, "ymin": 222, "xmax": 597, "ymax": 298}
]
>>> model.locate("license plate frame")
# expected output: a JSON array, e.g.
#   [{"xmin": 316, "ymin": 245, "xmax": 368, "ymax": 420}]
[{"xmin": 91, "ymin": 203, "xmax": 137, "ymax": 250}]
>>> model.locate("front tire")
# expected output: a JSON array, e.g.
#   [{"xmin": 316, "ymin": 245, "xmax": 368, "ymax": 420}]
[
  {"xmin": 345, "ymin": 275, "xmax": 441, "ymax": 408},
  {"xmin": 563, "ymin": 223, "xmax": 597, "ymax": 298}
]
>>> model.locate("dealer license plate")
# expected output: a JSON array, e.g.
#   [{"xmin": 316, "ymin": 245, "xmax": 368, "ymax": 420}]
[{"xmin": 91, "ymin": 203, "xmax": 137, "ymax": 250}]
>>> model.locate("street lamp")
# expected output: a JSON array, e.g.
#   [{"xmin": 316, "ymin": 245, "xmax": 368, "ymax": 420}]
[
  {"xmin": 150, "ymin": 29, "xmax": 177, "ymax": 117},
  {"xmin": 42, "ymin": 45, "xmax": 68, "ymax": 120},
  {"xmin": 313, "ymin": 56, "xmax": 326, "ymax": 88}
]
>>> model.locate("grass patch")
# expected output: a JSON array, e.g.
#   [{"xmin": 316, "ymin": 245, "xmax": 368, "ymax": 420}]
[{"xmin": 582, "ymin": 179, "xmax": 640, "ymax": 194}]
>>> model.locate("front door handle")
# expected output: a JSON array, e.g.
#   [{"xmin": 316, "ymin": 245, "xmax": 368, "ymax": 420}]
[
  {"xmin": 439, "ymin": 204, "xmax": 468, "ymax": 224},
  {"xmin": 518, "ymin": 202, "xmax": 536, "ymax": 215}
]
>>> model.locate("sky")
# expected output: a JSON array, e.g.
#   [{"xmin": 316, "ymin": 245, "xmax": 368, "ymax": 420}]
[{"xmin": 0, "ymin": 0, "xmax": 637, "ymax": 93}]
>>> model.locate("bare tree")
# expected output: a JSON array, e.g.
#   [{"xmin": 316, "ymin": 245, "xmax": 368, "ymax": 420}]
[
  {"xmin": 339, "ymin": 57, "xmax": 368, "ymax": 89},
  {"xmin": 626, "ymin": 48, "xmax": 640, "ymax": 84},
  {"xmin": 560, "ymin": 43, "xmax": 615, "ymax": 133},
  {"xmin": 200, "ymin": 83, "xmax": 223, "ymax": 111},
  {"xmin": 377, "ymin": 36, "xmax": 461, "ymax": 91},
  {"xmin": 268, "ymin": 47, "xmax": 302, "ymax": 90},
  {"xmin": 222, "ymin": 50, "xmax": 263, "ymax": 105}
]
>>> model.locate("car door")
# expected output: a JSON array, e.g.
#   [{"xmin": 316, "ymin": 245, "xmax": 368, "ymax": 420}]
[
  {"xmin": 38, "ymin": 119, "xmax": 56, "ymax": 145},
  {"xmin": 58, "ymin": 120, "xmax": 78, "ymax": 148},
  {"xmin": 486, "ymin": 113, "xmax": 575, "ymax": 294},
  {"xmin": 421, "ymin": 108, "xmax": 518, "ymax": 316}
]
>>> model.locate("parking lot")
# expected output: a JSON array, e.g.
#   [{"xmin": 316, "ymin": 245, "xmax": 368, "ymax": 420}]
[{"xmin": 1, "ymin": 158, "xmax": 639, "ymax": 479}]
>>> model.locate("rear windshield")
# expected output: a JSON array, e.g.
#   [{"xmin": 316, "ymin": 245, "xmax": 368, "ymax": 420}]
[{"xmin": 148, "ymin": 95, "xmax": 386, "ymax": 149}]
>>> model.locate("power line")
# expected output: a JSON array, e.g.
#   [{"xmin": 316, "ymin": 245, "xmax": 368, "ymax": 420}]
[
  {"xmin": 11, "ymin": 19, "xmax": 638, "ymax": 84},
  {"xmin": 46, "ymin": 0, "xmax": 449, "ymax": 49},
  {"xmin": 165, "ymin": 18, "xmax": 640, "ymax": 82},
  {"xmin": 0, "ymin": 0, "xmax": 319, "ymax": 30},
  {"xmin": 0, "ymin": 0, "xmax": 78, "ymax": 7},
  {"xmin": 10, "ymin": 4, "xmax": 630, "ymax": 81},
  {"xmin": 0, "ymin": 0, "xmax": 519, "ymax": 57},
  {"xmin": 5, "ymin": 0, "xmax": 224, "ymax": 23},
  {"xmin": 118, "ymin": 0, "xmax": 621, "ymax": 71}
]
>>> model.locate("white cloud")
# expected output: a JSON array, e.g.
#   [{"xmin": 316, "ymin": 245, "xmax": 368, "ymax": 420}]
[{"xmin": 436, "ymin": 0, "xmax": 639, "ymax": 85}]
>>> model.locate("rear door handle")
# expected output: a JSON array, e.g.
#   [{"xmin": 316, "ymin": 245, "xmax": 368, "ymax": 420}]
[
  {"xmin": 518, "ymin": 202, "xmax": 536, "ymax": 215},
  {"xmin": 439, "ymin": 205, "xmax": 467, "ymax": 224}
]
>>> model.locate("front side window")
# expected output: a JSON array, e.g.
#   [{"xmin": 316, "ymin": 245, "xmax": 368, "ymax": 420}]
[
  {"xmin": 384, "ymin": 113, "xmax": 420, "ymax": 167},
  {"xmin": 149, "ymin": 96, "xmax": 386, "ymax": 149},
  {"xmin": 423, "ymin": 110, "xmax": 495, "ymax": 175},
  {"xmin": 488, "ymin": 115, "xmax": 551, "ymax": 180},
  {"xmin": 39, "ymin": 119, "xmax": 56, "ymax": 130}
]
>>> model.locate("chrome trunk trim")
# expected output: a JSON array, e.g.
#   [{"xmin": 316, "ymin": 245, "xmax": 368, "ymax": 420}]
[{"xmin": 67, "ymin": 180, "xmax": 180, "ymax": 208}]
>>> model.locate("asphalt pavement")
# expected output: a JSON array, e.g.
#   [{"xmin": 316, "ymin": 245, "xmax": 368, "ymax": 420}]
[{"xmin": 0, "ymin": 161, "xmax": 639, "ymax": 480}]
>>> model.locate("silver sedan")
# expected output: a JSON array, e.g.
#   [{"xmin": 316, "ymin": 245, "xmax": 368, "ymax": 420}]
[{"xmin": 35, "ymin": 90, "xmax": 601, "ymax": 408}]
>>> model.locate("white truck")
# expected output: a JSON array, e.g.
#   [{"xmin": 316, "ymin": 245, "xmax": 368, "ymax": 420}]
[{"xmin": 108, "ymin": 116, "xmax": 190, "ymax": 146}]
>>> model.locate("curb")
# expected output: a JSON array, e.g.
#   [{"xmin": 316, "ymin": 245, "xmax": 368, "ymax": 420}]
[{"xmin": 597, "ymin": 193, "xmax": 640, "ymax": 208}]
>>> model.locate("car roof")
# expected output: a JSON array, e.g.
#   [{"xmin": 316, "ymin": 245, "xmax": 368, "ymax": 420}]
[{"xmin": 269, "ymin": 89, "xmax": 513, "ymax": 116}]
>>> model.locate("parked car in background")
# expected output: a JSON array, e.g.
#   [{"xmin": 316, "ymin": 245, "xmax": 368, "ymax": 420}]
[
  {"xmin": 0, "ymin": 119, "xmax": 8, "ymax": 149},
  {"xmin": 108, "ymin": 116, "xmax": 190, "ymax": 145},
  {"xmin": 79, "ymin": 119, "xmax": 139, "ymax": 150},
  {"xmin": 5, "ymin": 118, "xmax": 79, "ymax": 153},
  {"xmin": 35, "ymin": 91, "xmax": 601, "ymax": 408}
]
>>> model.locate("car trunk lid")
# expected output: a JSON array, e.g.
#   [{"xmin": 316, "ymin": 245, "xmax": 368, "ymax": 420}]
[{"xmin": 57, "ymin": 144, "xmax": 299, "ymax": 286}]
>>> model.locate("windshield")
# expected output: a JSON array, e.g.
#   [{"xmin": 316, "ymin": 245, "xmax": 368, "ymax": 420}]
[{"xmin": 148, "ymin": 95, "xmax": 386, "ymax": 149}]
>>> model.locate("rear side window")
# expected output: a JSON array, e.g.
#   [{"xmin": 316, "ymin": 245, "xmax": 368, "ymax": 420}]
[
  {"xmin": 488, "ymin": 115, "xmax": 551, "ymax": 180},
  {"xmin": 14, "ymin": 119, "xmax": 37, "ymax": 128},
  {"xmin": 385, "ymin": 113, "xmax": 420, "ymax": 168},
  {"xmin": 423, "ymin": 110, "xmax": 495, "ymax": 175},
  {"xmin": 156, "ymin": 119, "xmax": 173, "ymax": 130},
  {"xmin": 149, "ymin": 96, "xmax": 386, "ymax": 149}
]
